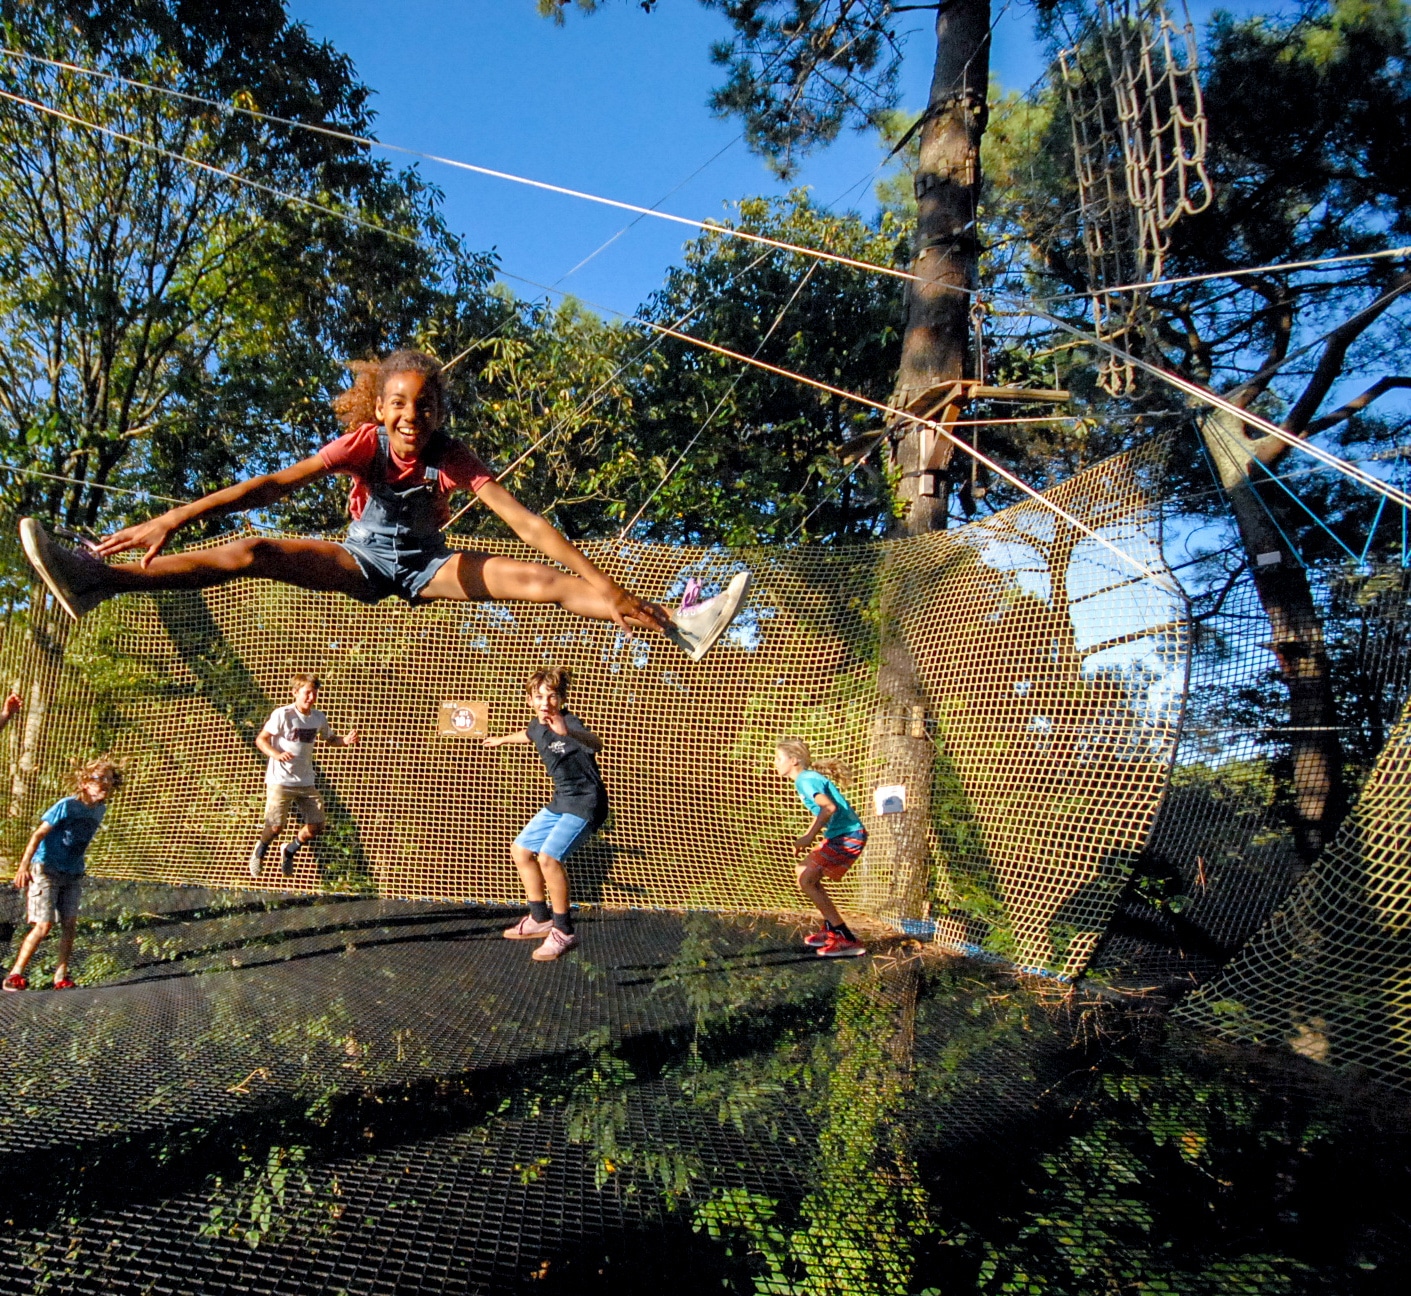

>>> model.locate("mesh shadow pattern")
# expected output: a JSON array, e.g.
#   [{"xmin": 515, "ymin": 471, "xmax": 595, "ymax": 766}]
[
  {"xmin": 0, "ymin": 443, "xmax": 1184, "ymax": 978},
  {"xmin": 1174, "ymin": 693, "xmax": 1411, "ymax": 1090}
]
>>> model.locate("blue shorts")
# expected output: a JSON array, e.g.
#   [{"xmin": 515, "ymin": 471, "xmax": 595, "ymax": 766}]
[
  {"xmin": 338, "ymin": 532, "xmax": 456, "ymax": 604},
  {"xmin": 514, "ymin": 808, "xmax": 594, "ymax": 862}
]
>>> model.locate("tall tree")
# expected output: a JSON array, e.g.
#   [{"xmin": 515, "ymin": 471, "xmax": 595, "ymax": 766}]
[
  {"xmin": 999, "ymin": 0, "xmax": 1411, "ymax": 862},
  {"xmin": 0, "ymin": 0, "xmax": 499, "ymax": 543}
]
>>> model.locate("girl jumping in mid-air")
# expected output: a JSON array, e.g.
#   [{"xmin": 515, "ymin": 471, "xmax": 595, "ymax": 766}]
[
  {"xmin": 775, "ymin": 738, "xmax": 868, "ymax": 958},
  {"xmin": 19, "ymin": 351, "xmax": 748, "ymax": 660}
]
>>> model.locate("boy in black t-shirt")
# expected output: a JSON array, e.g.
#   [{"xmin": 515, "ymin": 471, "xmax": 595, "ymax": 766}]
[{"xmin": 484, "ymin": 667, "xmax": 607, "ymax": 961}]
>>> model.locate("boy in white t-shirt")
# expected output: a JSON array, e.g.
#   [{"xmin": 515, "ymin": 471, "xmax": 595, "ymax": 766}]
[{"xmin": 249, "ymin": 674, "xmax": 359, "ymax": 879}]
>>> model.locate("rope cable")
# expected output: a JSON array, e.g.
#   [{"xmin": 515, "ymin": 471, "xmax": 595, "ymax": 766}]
[
  {"xmin": 615, "ymin": 261, "xmax": 818, "ymax": 540},
  {"xmin": 9, "ymin": 47, "xmax": 1406, "ymax": 307},
  {"xmin": 4, "ymin": 55, "xmax": 1404, "ymax": 567}
]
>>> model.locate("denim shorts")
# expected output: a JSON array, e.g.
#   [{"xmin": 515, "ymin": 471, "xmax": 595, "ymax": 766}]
[
  {"xmin": 514, "ymin": 808, "xmax": 594, "ymax": 862},
  {"xmin": 28, "ymin": 869, "xmax": 83, "ymax": 924},
  {"xmin": 338, "ymin": 533, "xmax": 457, "ymax": 604}
]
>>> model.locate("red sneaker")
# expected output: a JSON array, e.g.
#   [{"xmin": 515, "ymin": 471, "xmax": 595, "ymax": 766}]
[
  {"xmin": 803, "ymin": 927, "xmax": 832, "ymax": 949},
  {"xmin": 3, "ymin": 973, "xmax": 27, "ymax": 992},
  {"xmin": 52, "ymin": 977, "xmax": 76, "ymax": 990},
  {"xmin": 817, "ymin": 932, "xmax": 867, "ymax": 958}
]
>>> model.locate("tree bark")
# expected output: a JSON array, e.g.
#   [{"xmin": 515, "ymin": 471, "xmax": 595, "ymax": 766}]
[
  {"xmin": 1199, "ymin": 410, "xmax": 1346, "ymax": 864},
  {"xmin": 889, "ymin": 0, "xmax": 991, "ymax": 531},
  {"xmin": 868, "ymin": 0, "xmax": 991, "ymax": 923}
]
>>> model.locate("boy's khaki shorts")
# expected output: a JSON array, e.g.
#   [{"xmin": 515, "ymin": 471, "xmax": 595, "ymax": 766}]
[
  {"xmin": 28, "ymin": 870, "xmax": 82, "ymax": 924},
  {"xmin": 264, "ymin": 785, "xmax": 326, "ymax": 831}
]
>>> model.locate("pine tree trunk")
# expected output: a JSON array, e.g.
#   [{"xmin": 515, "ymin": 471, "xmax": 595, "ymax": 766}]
[
  {"xmin": 867, "ymin": 0, "xmax": 991, "ymax": 922},
  {"xmin": 1199, "ymin": 410, "xmax": 1347, "ymax": 864}
]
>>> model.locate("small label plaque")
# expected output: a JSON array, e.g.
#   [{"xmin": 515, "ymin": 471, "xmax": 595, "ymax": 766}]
[
  {"xmin": 437, "ymin": 700, "xmax": 489, "ymax": 738},
  {"xmin": 874, "ymin": 784, "xmax": 907, "ymax": 816}
]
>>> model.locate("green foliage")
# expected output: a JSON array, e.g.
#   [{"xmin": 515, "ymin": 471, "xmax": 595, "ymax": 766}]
[
  {"xmin": 618, "ymin": 192, "xmax": 906, "ymax": 545},
  {"xmin": 0, "ymin": 1, "xmax": 500, "ymax": 540}
]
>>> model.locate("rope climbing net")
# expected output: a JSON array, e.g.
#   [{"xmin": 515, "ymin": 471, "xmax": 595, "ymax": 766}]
[
  {"xmin": 1059, "ymin": 0, "xmax": 1212, "ymax": 394},
  {"xmin": 0, "ymin": 439, "xmax": 1184, "ymax": 981}
]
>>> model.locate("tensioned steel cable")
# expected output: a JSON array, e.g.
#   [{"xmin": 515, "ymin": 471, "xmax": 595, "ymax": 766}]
[
  {"xmin": 6, "ymin": 47, "xmax": 1407, "ymax": 307},
  {"xmin": 4, "ymin": 71, "xmax": 1401, "ymax": 554}
]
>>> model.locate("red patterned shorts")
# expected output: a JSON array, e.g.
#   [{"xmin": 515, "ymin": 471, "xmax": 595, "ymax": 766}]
[{"xmin": 807, "ymin": 830, "xmax": 868, "ymax": 880}]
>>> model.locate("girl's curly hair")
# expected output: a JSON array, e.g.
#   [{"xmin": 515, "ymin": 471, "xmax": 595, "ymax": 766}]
[{"xmin": 331, "ymin": 350, "xmax": 448, "ymax": 431}]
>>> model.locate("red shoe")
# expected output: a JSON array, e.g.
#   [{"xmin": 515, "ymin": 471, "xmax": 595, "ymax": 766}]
[
  {"xmin": 817, "ymin": 932, "xmax": 867, "ymax": 958},
  {"xmin": 803, "ymin": 927, "xmax": 832, "ymax": 949},
  {"xmin": 52, "ymin": 977, "xmax": 76, "ymax": 990},
  {"xmin": 3, "ymin": 973, "xmax": 27, "ymax": 992}
]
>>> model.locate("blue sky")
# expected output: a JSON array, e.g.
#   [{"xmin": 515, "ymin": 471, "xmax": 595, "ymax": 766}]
[{"xmin": 289, "ymin": 0, "xmax": 1056, "ymax": 318}]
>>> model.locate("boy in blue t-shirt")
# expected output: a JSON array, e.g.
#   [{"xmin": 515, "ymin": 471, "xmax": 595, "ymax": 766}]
[{"xmin": 5, "ymin": 755, "xmax": 122, "ymax": 991}]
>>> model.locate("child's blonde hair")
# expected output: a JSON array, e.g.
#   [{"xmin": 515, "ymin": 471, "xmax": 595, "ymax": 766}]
[
  {"xmin": 776, "ymin": 738, "xmax": 853, "ymax": 789},
  {"xmin": 290, "ymin": 672, "xmax": 321, "ymax": 692},
  {"xmin": 526, "ymin": 666, "xmax": 571, "ymax": 700},
  {"xmin": 332, "ymin": 350, "xmax": 448, "ymax": 431},
  {"xmin": 74, "ymin": 753, "xmax": 124, "ymax": 793}
]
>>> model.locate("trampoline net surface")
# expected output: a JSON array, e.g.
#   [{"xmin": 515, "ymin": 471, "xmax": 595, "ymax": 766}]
[{"xmin": 0, "ymin": 441, "xmax": 1184, "ymax": 980}]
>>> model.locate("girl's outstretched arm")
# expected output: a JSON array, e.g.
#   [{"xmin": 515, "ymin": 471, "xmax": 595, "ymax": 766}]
[
  {"xmin": 472, "ymin": 480, "xmax": 668, "ymax": 633},
  {"xmin": 95, "ymin": 455, "xmax": 333, "ymax": 566}
]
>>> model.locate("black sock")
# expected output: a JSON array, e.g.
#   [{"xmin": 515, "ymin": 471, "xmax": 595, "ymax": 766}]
[
  {"xmin": 528, "ymin": 899, "xmax": 551, "ymax": 923},
  {"xmin": 836, "ymin": 924, "xmax": 856, "ymax": 942},
  {"xmin": 552, "ymin": 910, "xmax": 574, "ymax": 936},
  {"xmin": 283, "ymin": 839, "xmax": 302, "ymax": 858}
]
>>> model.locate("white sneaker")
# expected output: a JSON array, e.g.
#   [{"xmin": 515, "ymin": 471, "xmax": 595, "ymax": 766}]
[
  {"xmin": 18, "ymin": 518, "xmax": 112, "ymax": 621},
  {"xmin": 664, "ymin": 571, "xmax": 752, "ymax": 661},
  {"xmin": 248, "ymin": 841, "xmax": 269, "ymax": 879},
  {"xmin": 531, "ymin": 927, "xmax": 579, "ymax": 961}
]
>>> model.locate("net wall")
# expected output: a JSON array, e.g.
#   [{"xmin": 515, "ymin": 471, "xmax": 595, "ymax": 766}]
[
  {"xmin": 1091, "ymin": 562, "xmax": 1411, "ymax": 988},
  {"xmin": 0, "ymin": 445, "xmax": 1183, "ymax": 978},
  {"xmin": 1174, "ymin": 692, "xmax": 1411, "ymax": 1090}
]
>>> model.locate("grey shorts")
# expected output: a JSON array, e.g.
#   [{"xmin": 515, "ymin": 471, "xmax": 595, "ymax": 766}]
[
  {"xmin": 339, "ymin": 534, "xmax": 456, "ymax": 604},
  {"xmin": 28, "ymin": 870, "xmax": 82, "ymax": 924},
  {"xmin": 265, "ymin": 785, "xmax": 327, "ymax": 830}
]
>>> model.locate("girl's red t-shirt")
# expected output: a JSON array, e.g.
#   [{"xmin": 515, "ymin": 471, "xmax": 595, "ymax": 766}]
[{"xmin": 317, "ymin": 423, "xmax": 494, "ymax": 526}]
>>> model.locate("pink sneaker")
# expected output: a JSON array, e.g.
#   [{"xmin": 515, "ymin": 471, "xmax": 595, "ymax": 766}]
[
  {"xmin": 532, "ymin": 928, "xmax": 579, "ymax": 961},
  {"xmin": 817, "ymin": 932, "xmax": 867, "ymax": 958},
  {"xmin": 504, "ymin": 915, "xmax": 554, "ymax": 940}
]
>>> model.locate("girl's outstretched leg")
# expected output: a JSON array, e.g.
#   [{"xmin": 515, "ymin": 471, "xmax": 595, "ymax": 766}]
[
  {"xmin": 422, "ymin": 552, "xmax": 627, "ymax": 621},
  {"xmin": 99, "ymin": 538, "xmax": 372, "ymax": 599}
]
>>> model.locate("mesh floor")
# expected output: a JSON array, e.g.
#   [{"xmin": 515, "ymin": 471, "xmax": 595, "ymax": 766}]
[{"xmin": 2, "ymin": 888, "xmax": 1410, "ymax": 1294}]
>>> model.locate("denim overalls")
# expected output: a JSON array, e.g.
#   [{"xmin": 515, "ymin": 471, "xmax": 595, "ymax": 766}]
[{"xmin": 340, "ymin": 429, "xmax": 457, "ymax": 603}]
